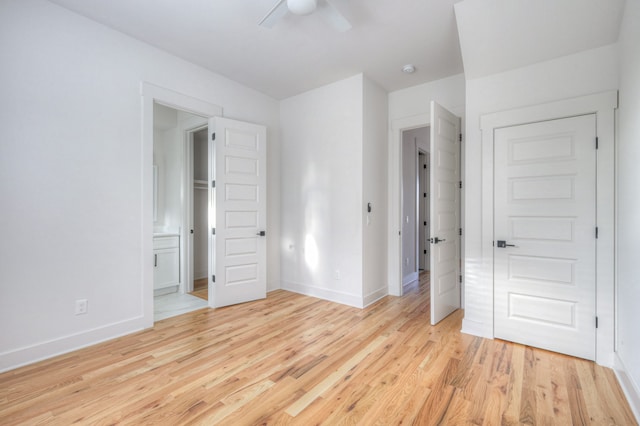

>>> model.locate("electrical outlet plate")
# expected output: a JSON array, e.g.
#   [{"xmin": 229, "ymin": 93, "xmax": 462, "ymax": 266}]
[{"xmin": 75, "ymin": 299, "xmax": 88, "ymax": 315}]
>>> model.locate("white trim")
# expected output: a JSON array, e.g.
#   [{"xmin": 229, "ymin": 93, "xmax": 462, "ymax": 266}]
[
  {"xmin": 402, "ymin": 271, "xmax": 419, "ymax": 289},
  {"xmin": 461, "ymin": 317, "xmax": 492, "ymax": 339},
  {"xmin": 0, "ymin": 317, "xmax": 145, "ymax": 374},
  {"xmin": 388, "ymin": 114, "xmax": 430, "ymax": 297},
  {"xmin": 614, "ymin": 353, "xmax": 640, "ymax": 423},
  {"xmin": 141, "ymin": 82, "xmax": 222, "ymax": 327},
  {"xmin": 281, "ymin": 281, "xmax": 364, "ymax": 308},
  {"xmin": 478, "ymin": 90, "xmax": 618, "ymax": 366},
  {"xmin": 363, "ymin": 287, "xmax": 388, "ymax": 307}
]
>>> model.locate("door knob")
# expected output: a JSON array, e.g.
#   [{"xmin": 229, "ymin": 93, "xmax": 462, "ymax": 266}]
[
  {"xmin": 430, "ymin": 237, "xmax": 446, "ymax": 244},
  {"xmin": 496, "ymin": 240, "xmax": 516, "ymax": 248},
  {"xmin": 256, "ymin": 231, "xmax": 266, "ymax": 236}
]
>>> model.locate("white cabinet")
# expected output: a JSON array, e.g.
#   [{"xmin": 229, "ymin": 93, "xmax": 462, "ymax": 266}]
[{"xmin": 153, "ymin": 235, "xmax": 179, "ymax": 291}]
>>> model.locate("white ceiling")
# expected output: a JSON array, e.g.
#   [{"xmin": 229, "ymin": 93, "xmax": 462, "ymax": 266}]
[
  {"xmin": 47, "ymin": 0, "xmax": 465, "ymax": 100},
  {"xmin": 455, "ymin": 0, "xmax": 626, "ymax": 79},
  {"xmin": 46, "ymin": 0, "xmax": 626, "ymax": 100}
]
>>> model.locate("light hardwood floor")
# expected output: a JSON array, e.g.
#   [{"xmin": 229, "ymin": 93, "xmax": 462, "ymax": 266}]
[
  {"xmin": 190, "ymin": 278, "xmax": 208, "ymax": 301},
  {"xmin": 1, "ymin": 273, "xmax": 636, "ymax": 425}
]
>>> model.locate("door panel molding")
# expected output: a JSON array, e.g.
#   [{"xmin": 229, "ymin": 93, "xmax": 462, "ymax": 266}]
[{"xmin": 474, "ymin": 90, "xmax": 617, "ymax": 366}]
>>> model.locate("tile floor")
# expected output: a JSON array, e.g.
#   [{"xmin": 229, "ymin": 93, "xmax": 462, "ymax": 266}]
[{"xmin": 154, "ymin": 291, "xmax": 208, "ymax": 322}]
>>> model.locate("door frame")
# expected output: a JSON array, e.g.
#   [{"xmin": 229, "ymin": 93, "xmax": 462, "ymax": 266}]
[
  {"xmin": 141, "ymin": 82, "xmax": 223, "ymax": 327},
  {"xmin": 479, "ymin": 90, "xmax": 617, "ymax": 366},
  {"xmin": 389, "ymin": 114, "xmax": 430, "ymax": 296},
  {"xmin": 388, "ymin": 107, "xmax": 464, "ymax": 298}
]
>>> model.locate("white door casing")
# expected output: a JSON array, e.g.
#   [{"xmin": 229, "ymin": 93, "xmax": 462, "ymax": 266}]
[
  {"xmin": 209, "ymin": 117, "xmax": 267, "ymax": 308},
  {"xmin": 430, "ymin": 101, "xmax": 461, "ymax": 325},
  {"xmin": 474, "ymin": 91, "xmax": 617, "ymax": 366},
  {"xmin": 493, "ymin": 115, "xmax": 597, "ymax": 360}
]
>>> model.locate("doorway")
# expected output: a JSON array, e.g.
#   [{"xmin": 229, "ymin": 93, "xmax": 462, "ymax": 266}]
[
  {"xmin": 152, "ymin": 103, "xmax": 208, "ymax": 321},
  {"xmin": 188, "ymin": 127, "xmax": 209, "ymax": 301},
  {"xmin": 394, "ymin": 102, "xmax": 462, "ymax": 325},
  {"xmin": 401, "ymin": 127, "xmax": 430, "ymax": 290},
  {"xmin": 418, "ymin": 151, "xmax": 430, "ymax": 272},
  {"xmin": 478, "ymin": 90, "xmax": 617, "ymax": 364}
]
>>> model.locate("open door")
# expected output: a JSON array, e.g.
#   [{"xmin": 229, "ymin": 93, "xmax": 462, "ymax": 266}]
[
  {"xmin": 429, "ymin": 101, "xmax": 461, "ymax": 325},
  {"xmin": 208, "ymin": 117, "xmax": 267, "ymax": 308}
]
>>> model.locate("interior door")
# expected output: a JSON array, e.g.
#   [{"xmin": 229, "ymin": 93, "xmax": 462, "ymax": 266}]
[
  {"xmin": 208, "ymin": 117, "xmax": 267, "ymax": 308},
  {"xmin": 429, "ymin": 101, "xmax": 461, "ymax": 325},
  {"xmin": 493, "ymin": 114, "xmax": 596, "ymax": 360},
  {"xmin": 418, "ymin": 152, "xmax": 428, "ymax": 271}
]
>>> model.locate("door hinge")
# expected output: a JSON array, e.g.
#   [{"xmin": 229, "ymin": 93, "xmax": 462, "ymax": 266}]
[
  {"xmin": 423, "ymin": 164, "xmax": 427, "ymax": 169},
  {"xmin": 212, "ymin": 228, "xmax": 216, "ymax": 235},
  {"xmin": 459, "ymin": 181, "xmax": 463, "ymax": 189},
  {"xmin": 596, "ymin": 137, "xmax": 599, "ymax": 149},
  {"xmin": 212, "ymin": 275, "xmax": 216, "ymax": 283},
  {"xmin": 212, "ymin": 132, "xmax": 216, "ymax": 141},
  {"xmin": 459, "ymin": 275, "xmax": 463, "ymax": 283},
  {"xmin": 459, "ymin": 133, "xmax": 462, "ymax": 142},
  {"xmin": 212, "ymin": 180, "xmax": 216, "ymax": 188},
  {"xmin": 423, "ymin": 192, "xmax": 427, "ymax": 198},
  {"xmin": 596, "ymin": 316, "xmax": 599, "ymax": 328},
  {"xmin": 459, "ymin": 228, "xmax": 462, "ymax": 236},
  {"xmin": 424, "ymin": 221, "xmax": 427, "ymax": 226},
  {"xmin": 595, "ymin": 227, "xmax": 599, "ymax": 239},
  {"xmin": 424, "ymin": 249, "xmax": 427, "ymax": 254}
]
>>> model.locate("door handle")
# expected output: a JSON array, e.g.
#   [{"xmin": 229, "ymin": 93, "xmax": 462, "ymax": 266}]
[
  {"xmin": 496, "ymin": 240, "xmax": 516, "ymax": 248},
  {"xmin": 154, "ymin": 254, "xmax": 157, "ymax": 267},
  {"xmin": 430, "ymin": 237, "xmax": 446, "ymax": 244},
  {"xmin": 256, "ymin": 231, "xmax": 266, "ymax": 237}
]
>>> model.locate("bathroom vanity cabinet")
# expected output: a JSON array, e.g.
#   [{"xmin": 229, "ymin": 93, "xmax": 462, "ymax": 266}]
[{"xmin": 153, "ymin": 234, "xmax": 179, "ymax": 293}]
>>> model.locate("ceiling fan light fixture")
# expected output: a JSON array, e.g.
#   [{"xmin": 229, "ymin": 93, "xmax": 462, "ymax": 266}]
[{"xmin": 287, "ymin": 0, "xmax": 317, "ymax": 15}]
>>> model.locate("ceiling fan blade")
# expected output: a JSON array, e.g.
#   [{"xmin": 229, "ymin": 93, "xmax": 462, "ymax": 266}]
[
  {"xmin": 317, "ymin": 0, "xmax": 352, "ymax": 32},
  {"xmin": 258, "ymin": 0, "xmax": 289, "ymax": 28}
]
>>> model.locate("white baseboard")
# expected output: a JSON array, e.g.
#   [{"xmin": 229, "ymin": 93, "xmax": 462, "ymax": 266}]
[
  {"xmin": 363, "ymin": 287, "xmax": 388, "ymax": 307},
  {"xmin": 461, "ymin": 317, "xmax": 493, "ymax": 339},
  {"xmin": 267, "ymin": 280, "xmax": 281, "ymax": 292},
  {"xmin": 0, "ymin": 316, "xmax": 147, "ymax": 374},
  {"xmin": 402, "ymin": 272, "xmax": 419, "ymax": 290},
  {"xmin": 613, "ymin": 353, "xmax": 640, "ymax": 423},
  {"xmin": 281, "ymin": 281, "xmax": 363, "ymax": 308}
]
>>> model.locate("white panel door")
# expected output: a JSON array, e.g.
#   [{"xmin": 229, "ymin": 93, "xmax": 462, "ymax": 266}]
[
  {"xmin": 494, "ymin": 114, "xmax": 596, "ymax": 360},
  {"xmin": 209, "ymin": 117, "xmax": 267, "ymax": 308},
  {"xmin": 429, "ymin": 101, "xmax": 461, "ymax": 325}
]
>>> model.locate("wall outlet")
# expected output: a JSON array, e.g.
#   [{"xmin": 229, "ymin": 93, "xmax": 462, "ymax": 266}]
[{"xmin": 75, "ymin": 299, "xmax": 88, "ymax": 315}]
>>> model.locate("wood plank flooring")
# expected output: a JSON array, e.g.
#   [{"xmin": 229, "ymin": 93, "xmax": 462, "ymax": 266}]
[
  {"xmin": 190, "ymin": 278, "xmax": 208, "ymax": 301},
  {"xmin": 0, "ymin": 273, "xmax": 636, "ymax": 425}
]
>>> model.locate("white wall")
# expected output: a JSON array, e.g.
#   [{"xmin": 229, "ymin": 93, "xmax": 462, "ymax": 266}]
[
  {"xmin": 362, "ymin": 76, "xmax": 389, "ymax": 305},
  {"xmin": 462, "ymin": 44, "xmax": 619, "ymax": 337},
  {"xmin": 280, "ymin": 74, "xmax": 364, "ymax": 307},
  {"xmin": 615, "ymin": 0, "xmax": 640, "ymax": 418},
  {"xmin": 0, "ymin": 0, "xmax": 280, "ymax": 372},
  {"xmin": 387, "ymin": 74, "xmax": 465, "ymax": 295},
  {"xmin": 389, "ymin": 74, "xmax": 466, "ymax": 121},
  {"xmin": 153, "ymin": 107, "xmax": 202, "ymax": 236}
]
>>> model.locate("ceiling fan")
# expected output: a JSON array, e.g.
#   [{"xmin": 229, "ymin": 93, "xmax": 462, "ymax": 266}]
[{"xmin": 259, "ymin": 0, "xmax": 352, "ymax": 32}]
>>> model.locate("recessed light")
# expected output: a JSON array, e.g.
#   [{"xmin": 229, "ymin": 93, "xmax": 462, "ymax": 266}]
[{"xmin": 402, "ymin": 64, "xmax": 416, "ymax": 74}]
